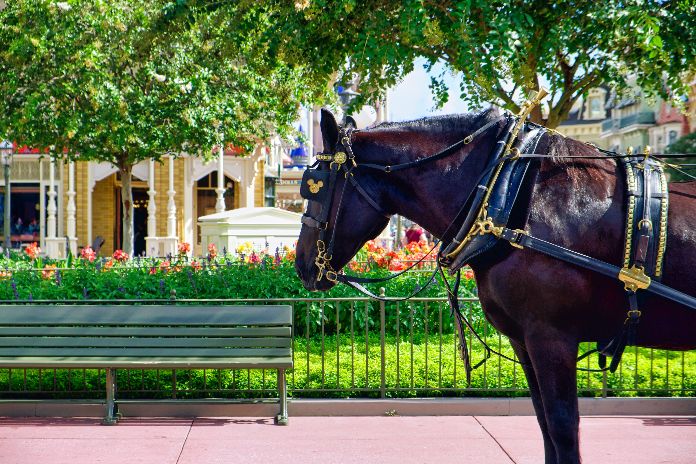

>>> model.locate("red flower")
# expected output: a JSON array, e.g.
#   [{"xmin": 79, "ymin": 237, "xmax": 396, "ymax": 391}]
[
  {"xmin": 178, "ymin": 242, "xmax": 191, "ymax": 254},
  {"xmin": 191, "ymin": 260, "xmax": 202, "ymax": 271},
  {"xmin": 25, "ymin": 242, "xmax": 41, "ymax": 260},
  {"xmin": 112, "ymin": 249, "xmax": 129, "ymax": 262},
  {"xmin": 80, "ymin": 246, "xmax": 96, "ymax": 262},
  {"xmin": 463, "ymin": 268, "xmax": 475, "ymax": 280}
]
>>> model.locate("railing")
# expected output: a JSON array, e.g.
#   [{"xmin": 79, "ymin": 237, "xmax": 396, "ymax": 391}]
[
  {"xmin": 601, "ymin": 119, "xmax": 617, "ymax": 133},
  {"xmin": 0, "ymin": 297, "xmax": 694, "ymax": 400},
  {"xmin": 619, "ymin": 112, "xmax": 656, "ymax": 129}
]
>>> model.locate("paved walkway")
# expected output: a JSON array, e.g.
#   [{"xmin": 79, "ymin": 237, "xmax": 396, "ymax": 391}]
[{"xmin": 1, "ymin": 415, "xmax": 695, "ymax": 463}]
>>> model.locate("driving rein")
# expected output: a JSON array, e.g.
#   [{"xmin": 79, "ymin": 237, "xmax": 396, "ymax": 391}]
[{"xmin": 300, "ymin": 95, "xmax": 696, "ymax": 373}]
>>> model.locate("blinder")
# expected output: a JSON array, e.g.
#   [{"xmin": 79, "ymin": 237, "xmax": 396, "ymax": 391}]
[{"xmin": 300, "ymin": 168, "xmax": 331, "ymax": 203}]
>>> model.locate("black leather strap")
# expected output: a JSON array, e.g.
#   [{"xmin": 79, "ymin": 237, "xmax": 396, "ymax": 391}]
[{"xmin": 498, "ymin": 228, "xmax": 696, "ymax": 311}]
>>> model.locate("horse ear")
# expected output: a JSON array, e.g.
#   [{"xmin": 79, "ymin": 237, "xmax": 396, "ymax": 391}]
[
  {"xmin": 320, "ymin": 108, "xmax": 339, "ymax": 151},
  {"xmin": 345, "ymin": 116, "xmax": 358, "ymax": 129}
]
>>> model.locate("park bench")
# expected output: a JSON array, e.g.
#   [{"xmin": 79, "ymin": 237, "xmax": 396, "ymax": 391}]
[{"xmin": 0, "ymin": 304, "xmax": 293, "ymax": 425}]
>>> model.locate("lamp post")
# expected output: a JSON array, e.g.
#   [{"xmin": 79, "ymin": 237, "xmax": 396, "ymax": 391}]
[
  {"xmin": 337, "ymin": 82, "xmax": 360, "ymax": 123},
  {"xmin": 0, "ymin": 140, "xmax": 13, "ymax": 252}
]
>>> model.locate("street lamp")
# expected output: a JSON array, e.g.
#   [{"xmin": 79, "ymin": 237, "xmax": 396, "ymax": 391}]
[{"xmin": 0, "ymin": 140, "xmax": 13, "ymax": 253}]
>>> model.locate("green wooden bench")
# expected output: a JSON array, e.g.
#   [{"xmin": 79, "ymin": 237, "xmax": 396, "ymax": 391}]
[{"xmin": 0, "ymin": 305, "xmax": 293, "ymax": 425}]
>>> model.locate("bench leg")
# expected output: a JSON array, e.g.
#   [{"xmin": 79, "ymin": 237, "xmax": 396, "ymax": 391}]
[
  {"xmin": 102, "ymin": 368, "xmax": 119, "ymax": 425},
  {"xmin": 275, "ymin": 369, "xmax": 288, "ymax": 426}
]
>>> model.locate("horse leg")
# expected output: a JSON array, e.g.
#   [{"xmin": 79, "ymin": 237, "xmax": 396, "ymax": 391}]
[
  {"xmin": 524, "ymin": 330, "xmax": 581, "ymax": 464},
  {"xmin": 510, "ymin": 339, "xmax": 558, "ymax": 464}
]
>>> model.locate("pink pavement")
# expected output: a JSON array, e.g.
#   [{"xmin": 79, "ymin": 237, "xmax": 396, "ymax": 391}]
[{"xmin": 0, "ymin": 415, "xmax": 695, "ymax": 464}]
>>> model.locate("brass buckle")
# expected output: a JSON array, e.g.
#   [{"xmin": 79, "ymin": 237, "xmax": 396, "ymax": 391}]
[
  {"xmin": 618, "ymin": 265, "xmax": 651, "ymax": 292},
  {"xmin": 508, "ymin": 229, "xmax": 526, "ymax": 249},
  {"xmin": 637, "ymin": 219, "xmax": 652, "ymax": 232}
]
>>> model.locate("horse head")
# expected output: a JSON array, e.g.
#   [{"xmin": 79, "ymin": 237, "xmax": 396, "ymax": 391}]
[
  {"xmin": 295, "ymin": 109, "xmax": 391, "ymax": 290},
  {"xmin": 295, "ymin": 107, "xmax": 505, "ymax": 291}
]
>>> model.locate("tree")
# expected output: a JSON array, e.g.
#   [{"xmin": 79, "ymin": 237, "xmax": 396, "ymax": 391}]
[
  {"xmin": 165, "ymin": 0, "xmax": 696, "ymax": 128},
  {"xmin": 0, "ymin": 0, "xmax": 324, "ymax": 255}
]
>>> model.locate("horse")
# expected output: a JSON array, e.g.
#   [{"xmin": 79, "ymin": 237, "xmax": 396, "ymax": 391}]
[{"xmin": 295, "ymin": 108, "xmax": 696, "ymax": 464}]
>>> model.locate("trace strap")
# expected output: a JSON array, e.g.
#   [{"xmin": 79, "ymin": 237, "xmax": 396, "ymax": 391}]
[{"xmin": 497, "ymin": 228, "xmax": 696, "ymax": 311}]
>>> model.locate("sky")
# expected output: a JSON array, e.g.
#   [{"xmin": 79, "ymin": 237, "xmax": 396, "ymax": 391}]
[{"xmin": 387, "ymin": 58, "xmax": 470, "ymax": 122}]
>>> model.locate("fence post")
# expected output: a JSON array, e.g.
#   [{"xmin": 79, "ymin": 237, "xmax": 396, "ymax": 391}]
[
  {"xmin": 602, "ymin": 370, "xmax": 608, "ymax": 398},
  {"xmin": 380, "ymin": 288, "xmax": 386, "ymax": 399}
]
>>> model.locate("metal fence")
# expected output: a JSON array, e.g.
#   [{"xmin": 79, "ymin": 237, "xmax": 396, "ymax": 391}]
[{"xmin": 0, "ymin": 297, "xmax": 695, "ymax": 400}]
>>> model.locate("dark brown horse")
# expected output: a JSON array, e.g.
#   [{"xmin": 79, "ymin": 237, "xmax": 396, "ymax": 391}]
[{"xmin": 295, "ymin": 108, "xmax": 696, "ymax": 464}]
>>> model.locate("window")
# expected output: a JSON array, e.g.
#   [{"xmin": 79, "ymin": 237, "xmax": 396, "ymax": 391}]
[
  {"xmin": 669, "ymin": 130, "xmax": 678, "ymax": 146},
  {"xmin": 0, "ymin": 183, "xmax": 40, "ymax": 245},
  {"xmin": 264, "ymin": 177, "xmax": 276, "ymax": 207}
]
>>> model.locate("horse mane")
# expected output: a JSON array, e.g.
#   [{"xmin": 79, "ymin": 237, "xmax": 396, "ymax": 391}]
[{"xmin": 367, "ymin": 107, "xmax": 500, "ymax": 134}]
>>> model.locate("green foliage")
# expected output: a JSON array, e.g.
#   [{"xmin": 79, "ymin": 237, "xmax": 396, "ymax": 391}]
[
  {"xmin": 2, "ymin": 337, "xmax": 695, "ymax": 399},
  {"xmin": 665, "ymin": 132, "xmax": 696, "ymax": 182},
  {"xmin": 171, "ymin": 1, "xmax": 696, "ymax": 128}
]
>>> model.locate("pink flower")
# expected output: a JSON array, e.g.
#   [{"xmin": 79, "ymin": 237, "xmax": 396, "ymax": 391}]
[
  {"xmin": 80, "ymin": 246, "xmax": 96, "ymax": 262},
  {"xmin": 159, "ymin": 260, "xmax": 171, "ymax": 273},
  {"xmin": 112, "ymin": 249, "xmax": 129, "ymax": 262},
  {"xmin": 191, "ymin": 260, "xmax": 201, "ymax": 271},
  {"xmin": 178, "ymin": 242, "xmax": 191, "ymax": 254},
  {"xmin": 207, "ymin": 243, "xmax": 218, "ymax": 259}
]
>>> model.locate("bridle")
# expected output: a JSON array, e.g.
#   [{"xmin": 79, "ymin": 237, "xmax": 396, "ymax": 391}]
[{"xmin": 299, "ymin": 114, "xmax": 512, "ymax": 286}]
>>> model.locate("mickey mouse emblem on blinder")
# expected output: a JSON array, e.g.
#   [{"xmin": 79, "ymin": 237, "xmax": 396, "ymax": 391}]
[{"xmin": 307, "ymin": 179, "xmax": 324, "ymax": 194}]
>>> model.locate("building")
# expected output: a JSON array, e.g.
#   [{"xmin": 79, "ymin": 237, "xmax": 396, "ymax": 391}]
[
  {"xmin": 555, "ymin": 87, "xmax": 610, "ymax": 148},
  {"xmin": 1, "ymin": 143, "xmax": 282, "ymax": 258}
]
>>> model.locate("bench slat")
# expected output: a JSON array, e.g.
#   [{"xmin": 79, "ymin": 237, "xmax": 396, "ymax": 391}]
[
  {"xmin": 0, "ymin": 306, "xmax": 292, "ymax": 326},
  {"xmin": 0, "ymin": 357, "xmax": 293, "ymax": 369},
  {"xmin": 0, "ymin": 337, "xmax": 292, "ymax": 348},
  {"xmin": 0, "ymin": 326, "xmax": 291, "ymax": 337},
  {"xmin": 0, "ymin": 347, "xmax": 291, "ymax": 357}
]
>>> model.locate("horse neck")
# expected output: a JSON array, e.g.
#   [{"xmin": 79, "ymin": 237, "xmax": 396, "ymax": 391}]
[{"xmin": 354, "ymin": 126, "xmax": 499, "ymax": 239}]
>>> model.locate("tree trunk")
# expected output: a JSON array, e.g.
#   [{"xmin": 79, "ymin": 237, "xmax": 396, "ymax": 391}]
[{"xmin": 119, "ymin": 164, "xmax": 134, "ymax": 257}]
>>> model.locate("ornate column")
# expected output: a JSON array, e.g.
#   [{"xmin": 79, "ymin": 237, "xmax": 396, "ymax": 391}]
[
  {"xmin": 239, "ymin": 150, "xmax": 259, "ymax": 208},
  {"xmin": 215, "ymin": 144, "xmax": 225, "ymax": 213},
  {"xmin": 145, "ymin": 159, "xmax": 159, "ymax": 256},
  {"xmin": 65, "ymin": 161, "xmax": 77, "ymax": 255},
  {"xmin": 44, "ymin": 158, "xmax": 63, "ymax": 258},
  {"xmin": 159, "ymin": 154, "xmax": 178, "ymax": 256}
]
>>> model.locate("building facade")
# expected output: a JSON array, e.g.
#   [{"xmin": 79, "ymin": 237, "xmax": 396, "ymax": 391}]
[{"xmin": 2, "ymin": 144, "xmax": 279, "ymax": 258}]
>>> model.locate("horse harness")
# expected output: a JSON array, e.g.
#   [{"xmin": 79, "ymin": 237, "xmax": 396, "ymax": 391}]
[{"xmin": 300, "ymin": 94, "xmax": 696, "ymax": 374}]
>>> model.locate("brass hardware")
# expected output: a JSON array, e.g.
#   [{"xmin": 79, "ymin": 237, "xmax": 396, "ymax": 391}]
[
  {"xmin": 508, "ymin": 229, "xmax": 527, "ymax": 249},
  {"xmin": 307, "ymin": 179, "xmax": 324, "ymax": 194},
  {"xmin": 334, "ymin": 151, "xmax": 347, "ymax": 165},
  {"xmin": 316, "ymin": 153, "xmax": 333, "ymax": 161},
  {"xmin": 637, "ymin": 219, "xmax": 652, "ymax": 232},
  {"xmin": 463, "ymin": 135, "xmax": 473, "ymax": 144},
  {"xmin": 315, "ymin": 240, "xmax": 337, "ymax": 283},
  {"xmin": 509, "ymin": 147, "xmax": 521, "ymax": 160},
  {"xmin": 626, "ymin": 146, "xmax": 634, "ymax": 156},
  {"xmin": 643, "ymin": 145, "xmax": 651, "ymax": 159},
  {"xmin": 625, "ymin": 309, "xmax": 642, "ymax": 324},
  {"xmin": 505, "ymin": 87, "xmax": 548, "ymax": 155},
  {"xmin": 618, "ymin": 265, "xmax": 651, "ymax": 292},
  {"xmin": 655, "ymin": 169, "xmax": 668, "ymax": 277}
]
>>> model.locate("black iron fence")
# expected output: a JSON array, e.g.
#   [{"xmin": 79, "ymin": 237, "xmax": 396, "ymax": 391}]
[{"xmin": 0, "ymin": 297, "xmax": 694, "ymax": 400}]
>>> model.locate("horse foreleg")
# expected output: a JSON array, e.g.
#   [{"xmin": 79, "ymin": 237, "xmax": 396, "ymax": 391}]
[
  {"xmin": 510, "ymin": 339, "xmax": 558, "ymax": 464},
  {"xmin": 525, "ymin": 330, "xmax": 581, "ymax": 464}
]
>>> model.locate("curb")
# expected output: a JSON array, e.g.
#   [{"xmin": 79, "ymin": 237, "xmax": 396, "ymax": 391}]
[{"xmin": 1, "ymin": 397, "xmax": 695, "ymax": 418}]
